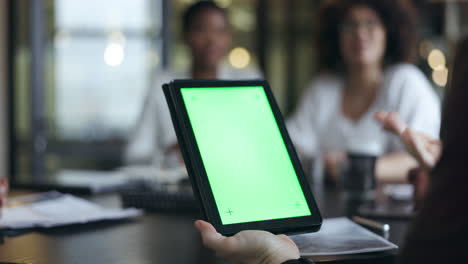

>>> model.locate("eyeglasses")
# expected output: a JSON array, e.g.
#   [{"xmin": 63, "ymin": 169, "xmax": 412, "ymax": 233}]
[{"xmin": 340, "ymin": 19, "xmax": 383, "ymax": 34}]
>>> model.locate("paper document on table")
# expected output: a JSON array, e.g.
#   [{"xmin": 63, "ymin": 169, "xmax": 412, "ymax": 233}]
[
  {"xmin": 290, "ymin": 217, "xmax": 397, "ymax": 256},
  {"xmin": 0, "ymin": 192, "xmax": 142, "ymax": 229}
]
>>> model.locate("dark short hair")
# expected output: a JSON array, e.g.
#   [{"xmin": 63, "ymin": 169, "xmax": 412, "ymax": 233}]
[
  {"xmin": 317, "ymin": 0, "xmax": 418, "ymax": 72},
  {"xmin": 182, "ymin": 1, "xmax": 228, "ymax": 34}
]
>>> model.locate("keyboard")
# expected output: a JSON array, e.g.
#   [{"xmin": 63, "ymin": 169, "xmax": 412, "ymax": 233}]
[{"xmin": 119, "ymin": 182, "xmax": 199, "ymax": 213}]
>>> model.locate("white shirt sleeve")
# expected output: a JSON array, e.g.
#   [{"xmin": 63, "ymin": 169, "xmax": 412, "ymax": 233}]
[
  {"xmin": 286, "ymin": 82, "xmax": 322, "ymax": 159},
  {"xmin": 384, "ymin": 64, "xmax": 441, "ymax": 152},
  {"xmin": 124, "ymin": 74, "xmax": 177, "ymax": 166},
  {"xmin": 124, "ymin": 86, "xmax": 158, "ymax": 164}
]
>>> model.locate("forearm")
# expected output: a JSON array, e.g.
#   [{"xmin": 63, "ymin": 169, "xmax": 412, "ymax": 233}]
[{"xmin": 375, "ymin": 152, "xmax": 418, "ymax": 184}]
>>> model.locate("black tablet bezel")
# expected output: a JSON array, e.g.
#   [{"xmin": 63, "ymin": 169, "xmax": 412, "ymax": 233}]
[{"xmin": 163, "ymin": 79, "xmax": 322, "ymax": 235}]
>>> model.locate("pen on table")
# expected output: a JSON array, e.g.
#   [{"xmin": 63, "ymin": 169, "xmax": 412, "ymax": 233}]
[{"xmin": 352, "ymin": 216, "xmax": 390, "ymax": 238}]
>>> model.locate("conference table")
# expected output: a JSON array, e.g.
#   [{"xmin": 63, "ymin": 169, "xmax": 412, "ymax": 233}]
[{"xmin": 0, "ymin": 184, "xmax": 410, "ymax": 264}]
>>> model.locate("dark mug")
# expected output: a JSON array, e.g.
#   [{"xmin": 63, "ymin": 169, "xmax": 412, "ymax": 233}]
[{"xmin": 340, "ymin": 152, "xmax": 377, "ymax": 198}]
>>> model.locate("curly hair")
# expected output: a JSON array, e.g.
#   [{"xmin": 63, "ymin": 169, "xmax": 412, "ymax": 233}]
[{"xmin": 317, "ymin": 0, "xmax": 418, "ymax": 72}]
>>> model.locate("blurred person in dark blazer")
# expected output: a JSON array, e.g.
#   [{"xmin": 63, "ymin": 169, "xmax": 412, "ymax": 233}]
[{"xmin": 397, "ymin": 35, "xmax": 468, "ymax": 263}]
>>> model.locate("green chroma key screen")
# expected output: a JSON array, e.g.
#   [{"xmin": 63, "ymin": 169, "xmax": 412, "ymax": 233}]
[{"xmin": 181, "ymin": 86, "xmax": 311, "ymax": 225}]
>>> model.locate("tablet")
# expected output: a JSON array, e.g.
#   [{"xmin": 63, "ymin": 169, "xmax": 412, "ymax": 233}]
[{"xmin": 163, "ymin": 80, "xmax": 322, "ymax": 235}]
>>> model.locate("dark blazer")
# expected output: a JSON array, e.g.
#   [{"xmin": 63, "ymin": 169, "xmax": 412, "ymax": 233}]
[{"xmin": 399, "ymin": 37, "xmax": 468, "ymax": 263}]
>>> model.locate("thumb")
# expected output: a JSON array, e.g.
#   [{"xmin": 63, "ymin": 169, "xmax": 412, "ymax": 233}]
[
  {"xmin": 278, "ymin": 234, "xmax": 298, "ymax": 248},
  {"xmin": 194, "ymin": 220, "xmax": 226, "ymax": 251}
]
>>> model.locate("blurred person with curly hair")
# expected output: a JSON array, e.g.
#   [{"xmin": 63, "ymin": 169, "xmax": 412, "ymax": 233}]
[{"xmin": 287, "ymin": 0, "xmax": 440, "ymax": 184}]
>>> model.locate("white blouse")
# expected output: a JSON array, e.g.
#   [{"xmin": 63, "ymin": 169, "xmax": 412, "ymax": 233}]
[{"xmin": 287, "ymin": 64, "xmax": 441, "ymax": 160}]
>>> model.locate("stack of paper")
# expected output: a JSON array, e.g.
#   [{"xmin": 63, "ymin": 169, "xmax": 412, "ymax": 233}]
[
  {"xmin": 0, "ymin": 192, "xmax": 142, "ymax": 229},
  {"xmin": 290, "ymin": 217, "xmax": 397, "ymax": 256}
]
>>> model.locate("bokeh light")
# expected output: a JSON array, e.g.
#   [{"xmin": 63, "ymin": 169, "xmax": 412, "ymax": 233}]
[
  {"xmin": 229, "ymin": 47, "xmax": 251, "ymax": 69},
  {"xmin": 428, "ymin": 49, "xmax": 446, "ymax": 71}
]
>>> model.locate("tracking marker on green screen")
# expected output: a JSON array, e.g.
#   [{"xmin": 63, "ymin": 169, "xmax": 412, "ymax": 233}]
[{"xmin": 181, "ymin": 87, "xmax": 311, "ymax": 224}]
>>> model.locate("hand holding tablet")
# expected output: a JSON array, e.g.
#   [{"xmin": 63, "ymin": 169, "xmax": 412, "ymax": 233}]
[{"xmin": 164, "ymin": 80, "xmax": 322, "ymax": 235}]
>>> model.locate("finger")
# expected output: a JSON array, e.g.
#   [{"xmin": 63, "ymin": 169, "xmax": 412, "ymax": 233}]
[
  {"xmin": 428, "ymin": 141, "xmax": 442, "ymax": 156},
  {"xmin": 278, "ymin": 234, "xmax": 297, "ymax": 248},
  {"xmin": 374, "ymin": 111, "xmax": 407, "ymax": 135},
  {"xmin": 194, "ymin": 220, "xmax": 216, "ymax": 233},
  {"xmin": 402, "ymin": 131, "xmax": 424, "ymax": 161},
  {"xmin": 194, "ymin": 220, "xmax": 228, "ymax": 251},
  {"xmin": 385, "ymin": 112, "xmax": 407, "ymax": 135},
  {"xmin": 404, "ymin": 130, "xmax": 434, "ymax": 168},
  {"xmin": 374, "ymin": 111, "xmax": 389, "ymax": 122}
]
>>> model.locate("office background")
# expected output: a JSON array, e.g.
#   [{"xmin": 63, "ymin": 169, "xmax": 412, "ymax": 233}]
[{"xmin": 3, "ymin": 0, "xmax": 467, "ymax": 186}]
